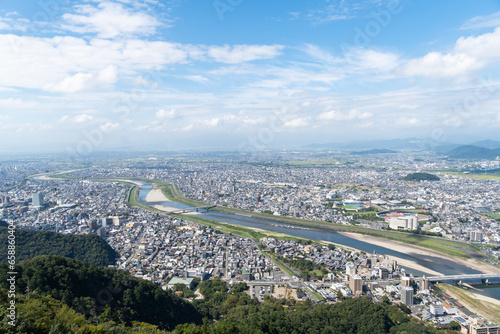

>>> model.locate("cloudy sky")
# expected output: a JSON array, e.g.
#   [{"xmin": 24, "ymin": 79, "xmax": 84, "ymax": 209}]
[{"xmin": 1, "ymin": 0, "xmax": 500, "ymax": 153}]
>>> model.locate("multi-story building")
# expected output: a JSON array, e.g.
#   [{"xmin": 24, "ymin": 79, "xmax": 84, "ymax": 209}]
[
  {"xmin": 349, "ymin": 274, "xmax": 362, "ymax": 295},
  {"xmin": 33, "ymin": 192, "xmax": 44, "ymax": 207},
  {"xmin": 400, "ymin": 286, "xmax": 413, "ymax": 306}
]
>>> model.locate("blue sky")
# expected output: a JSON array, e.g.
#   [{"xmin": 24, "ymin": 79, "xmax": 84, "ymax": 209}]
[{"xmin": 1, "ymin": 0, "xmax": 500, "ymax": 153}]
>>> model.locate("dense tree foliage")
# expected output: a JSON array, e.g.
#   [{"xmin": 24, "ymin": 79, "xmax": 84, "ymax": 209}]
[
  {"xmin": 0, "ymin": 288, "xmax": 169, "ymax": 333},
  {"xmin": 279, "ymin": 256, "xmax": 321, "ymax": 272},
  {"xmin": 402, "ymin": 173, "xmax": 440, "ymax": 182},
  {"xmin": 0, "ymin": 255, "xmax": 460, "ymax": 334},
  {"xmin": 180, "ymin": 278, "xmax": 457, "ymax": 334},
  {"xmin": 192, "ymin": 277, "xmax": 257, "ymax": 319},
  {"xmin": 0, "ymin": 256, "xmax": 202, "ymax": 331},
  {"xmin": 176, "ymin": 297, "xmax": 458, "ymax": 334},
  {"xmin": 0, "ymin": 227, "xmax": 118, "ymax": 266}
]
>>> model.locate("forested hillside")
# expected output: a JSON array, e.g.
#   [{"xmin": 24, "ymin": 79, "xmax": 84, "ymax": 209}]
[
  {"xmin": 0, "ymin": 256, "xmax": 203, "ymax": 331},
  {"xmin": 0, "ymin": 227, "xmax": 118, "ymax": 266},
  {"xmin": 0, "ymin": 256, "xmax": 459, "ymax": 334}
]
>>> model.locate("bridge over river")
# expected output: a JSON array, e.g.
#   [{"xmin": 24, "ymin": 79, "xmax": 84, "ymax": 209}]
[
  {"xmin": 428, "ymin": 274, "xmax": 500, "ymax": 284},
  {"xmin": 167, "ymin": 205, "xmax": 217, "ymax": 214}
]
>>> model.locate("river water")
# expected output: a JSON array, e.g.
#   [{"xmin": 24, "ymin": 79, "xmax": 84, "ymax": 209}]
[
  {"xmin": 136, "ymin": 182, "xmax": 500, "ymax": 303},
  {"xmin": 137, "ymin": 182, "xmax": 481, "ymax": 277}
]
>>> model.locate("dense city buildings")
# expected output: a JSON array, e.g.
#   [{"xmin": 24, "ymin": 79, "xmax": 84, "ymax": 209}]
[{"xmin": 1, "ymin": 150, "xmax": 500, "ymax": 331}]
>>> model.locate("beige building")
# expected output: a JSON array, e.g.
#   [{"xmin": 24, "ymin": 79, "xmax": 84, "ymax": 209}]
[
  {"xmin": 419, "ymin": 276, "xmax": 430, "ymax": 291},
  {"xmin": 466, "ymin": 325, "xmax": 500, "ymax": 334},
  {"xmin": 349, "ymin": 274, "xmax": 362, "ymax": 295}
]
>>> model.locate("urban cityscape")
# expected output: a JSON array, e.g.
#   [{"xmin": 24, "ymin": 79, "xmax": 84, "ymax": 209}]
[
  {"xmin": 2, "ymin": 0, "xmax": 500, "ymax": 333},
  {"xmin": 1, "ymin": 149, "xmax": 500, "ymax": 333}
]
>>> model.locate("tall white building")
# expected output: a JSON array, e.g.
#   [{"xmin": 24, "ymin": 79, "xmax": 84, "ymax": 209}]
[
  {"xmin": 388, "ymin": 215, "xmax": 418, "ymax": 230},
  {"xmin": 400, "ymin": 286, "xmax": 413, "ymax": 306},
  {"xmin": 470, "ymin": 230, "xmax": 483, "ymax": 243},
  {"xmin": 345, "ymin": 261, "xmax": 356, "ymax": 278}
]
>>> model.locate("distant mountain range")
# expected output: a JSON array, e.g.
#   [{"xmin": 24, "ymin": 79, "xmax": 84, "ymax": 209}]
[
  {"xmin": 446, "ymin": 145, "xmax": 500, "ymax": 160},
  {"xmin": 469, "ymin": 140, "xmax": 500, "ymax": 149},
  {"xmin": 305, "ymin": 138, "xmax": 464, "ymax": 151},
  {"xmin": 305, "ymin": 138, "xmax": 500, "ymax": 160}
]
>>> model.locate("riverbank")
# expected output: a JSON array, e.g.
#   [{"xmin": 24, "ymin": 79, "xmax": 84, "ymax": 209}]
[
  {"xmin": 145, "ymin": 187, "xmax": 202, "ymax": 214},
  {"xmin": 158, "ymin": 183, "xmax": 485, "ymax": 261},
  {"xmin": 340, "ymin": 232, "xmax": 500, "ymax": 275},
  {"xmin": 436, "ymin": 283, "xmax": 500, "ymax": 325},
  {"xmin": 144, "ymin": 186, "xmax": 445, "ymax": 276},
  {"xmin": 321, "ymin": 239, "xmax": 443, "ymax": 276},
  {"xmin": 145, "ymin": 187, "xmax": 171, "ymax": 202}
]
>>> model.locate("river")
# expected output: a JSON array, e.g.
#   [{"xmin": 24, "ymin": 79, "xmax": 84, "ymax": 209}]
[{"xmin": 136, "ymin": 182, "xmax": 482, "ymax": 277}]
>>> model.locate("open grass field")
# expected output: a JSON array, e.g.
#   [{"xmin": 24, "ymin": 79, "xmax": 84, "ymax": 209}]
[
  {"xmin": 485, "ymin": 213, "xmax": 500, "ymax": 220},
  {"xmin": 442, "ymin": 171, "xmax": 500, "ymax": 181}
]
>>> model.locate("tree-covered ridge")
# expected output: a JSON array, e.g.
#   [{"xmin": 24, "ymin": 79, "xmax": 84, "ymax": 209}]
[
  {"xmin": 447, "ymin": 145, "xmax": 500, "ymax": 160},
  {"xmin": 177, "ymin": 297, "xmax": 458, "ymax": 334},
  {"xmin": 403, "ymin": 172, "xmax": 440, "ymax": 181},
  {"xmin": 351, "ymin": 149, "xmax": 398, "ymax": 155},
  {"xmin": 0, "ymin": 290, "xmax": 169, "ymax": 334},
  {"xmin": 0, "ymin": 256, "xmax": 203, "ymax": 331},
  {"xmin": 0, "ymin": 256, "xmax": 460, "ymax": 334},
  {"xmin": 0, "ymin": 227, "xmax": 118, "ymax": 267},
  {"xmin": 179, "ymin": 277, "xmax": 458, "ymax": 334}
]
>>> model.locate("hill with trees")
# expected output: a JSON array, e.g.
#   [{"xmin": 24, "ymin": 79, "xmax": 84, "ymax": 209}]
[
  {"xmin": 0, "ymin": 255, "xmax": 202, "ymax": 331},
  {"xmin": 351, "ymin": 149, "xmax": 397, "ymax": 155},
  {"xmin": 0, "ymin": 227, "xmax": 118, "ymax": 267},
  {"xmin": 446, "ymin": 145, "xmax": 500, "ymax": 160},
  {"xmin": 0, "ymin": 256, "xmax": 460, "ymax": 334},
  {"xmin": 0, "ymin": 290, "xmax": 171, "ymax": 333},
  {"xmin": 403, "ymin": 172, "xmax": 440, "ymax": 182}
]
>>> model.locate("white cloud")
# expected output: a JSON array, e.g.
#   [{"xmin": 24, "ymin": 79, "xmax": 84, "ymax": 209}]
[
  {"xmin": 318, "ymin": 109, "xmax": 372, "ymax": 121},
  {"xmin": 60, "ymin": 114, "xmax": 94, "ymax": 123},
  {"xmin": 156, "ymin": 109, "xmax": 181, "ymax": 120},
  {"xmin": 202, "ymin": 117, "xmax": 220, "ymax": 127},
  {"xmin": 455, "ymin": 27, "xmax": 500, "ymax": 61},
  {"xmin": 298, "ymin": 0, "xmax": 390, "ymax": 24},
  {"xmin": 461, "ymin": 11, "xmax": 500, "ymax": 30},
  {"xmin": 16, "ymin": 121, "xmax": 53, "ymax": 132},
  {"xmin": 184, "ymin": 75, "xmax": 209, "ymax": 83},
  {"xmin": 45, "ymin": 72, "xmax": 95, "ymax": 93},
  {"xmin": 73, "ymin": 114, "xmax": 94, "ymax": 123},
  {"xmin": 43, "ymin": 65, "xmax": 116, "ymax": 92},
  {"xmin": 395, "ymin": 117, "xmax": 424, "ymax": 127},
  {"xmin": 398, "ymin": 51, "xmax": 482, "ymax": 80},
  {"xmin": 0, "ymin": 34, "xmax": 284, "ymax": 91},
  {"xmin": 98, "ymin": 64, "xmax": 118, "ymax": 84},
  {"xmin": 398, "ymin": 27, "xmax": 500, "ymax": 80},
  {"xmin": 302, "ymin": 44, "xmax": 338, "ymax": 64},
  {"xmin": 354, "ymin": 121, "xmax": 375, "ymax": 128},
  {"xmin": 0, "ymin": 98, "xmax": 35, "ymax": 108},
  {"xmin": 399, "ymin": 104, "xmax": 418, "ymax": 110},
  {"xmin": 284, "ymin": 117, "xmax": 309, "ymax": 128},
  {"xmin": 0, "ymin": 15, "xmax": 29, "ymax": 31},
  {"xmin": 62, "ymin": 2, "xmax": 162, "ymax": 38},
  {"xmin": 100, "ymin": 122, "xmax": 120, "ymax": 132},
  {"xmin": 207, "ymin": 44, "xmax": 285, "ymax": 63},
  {"xmin": 345, "ymin": 47, "xmax": 400, "ymax": 72}
]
